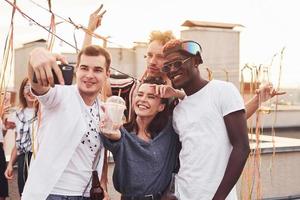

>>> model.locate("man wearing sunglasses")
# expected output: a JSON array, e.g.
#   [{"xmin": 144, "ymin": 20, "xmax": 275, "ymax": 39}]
[
  {"xmin": 82, "ymin": 8, "xmax": 282, "ymax": 121},
  {"xmin": 162, "ymin": 39, "xmax": 250, "ymax": 200},
  {"xmin": 82, "ymin": 7, "xmax": 185, "ymax": 121}
]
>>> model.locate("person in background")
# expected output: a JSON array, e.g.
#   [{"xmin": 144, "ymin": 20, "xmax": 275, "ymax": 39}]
[
  {"xmin": 0, "ymin": 119, "xmax": 8, "ymax": 200},
  {"xmin": 245, "ymin": 83, "xmax": 285, "ymax": 118},
  {"xmin": 0, "ymin": 91, "xmax": 14, "ymax": 200},
  {"xmin": 4, "ymin": 77, "xmax": 38, "ymax": 196}
]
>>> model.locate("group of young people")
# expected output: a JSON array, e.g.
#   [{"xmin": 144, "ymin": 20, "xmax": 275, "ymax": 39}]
[{"xmin": 0, "ymin": 6, "xmax": 284, "ymax": 200}]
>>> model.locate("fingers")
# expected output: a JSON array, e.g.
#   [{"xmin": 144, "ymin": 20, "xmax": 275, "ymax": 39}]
[
  {"xmin": 33, "ymin": 68, "xmax": 42, "ymax": 85},
  {"xmin": 151, "ymin": 84, "xmax": 159, "ymax": 96},
  {"xmin": 151, "ymin": 84, "xmax": 164, "ymax": 98},
  {"xmin": 275, "ymin": 91, "xmax": 286, "ymax": 95},
  {"xmin": 271, "ymin": 90, "xmax": 286, "ymax": 97},
  {"xmin": 100, "ymin": 105, "xmax": 106, "ymax": 113},
  {"xmin": 90, "ymin": 4, "xmax": 106, "ymax": 29},
  {"xmin": 57, "ymin": 54, "xmax": 68, "ymax": 65},
  {"xmin": 40, "ymin": 64, "xmax": 51, "ymax": 86},
  {"xmin": 48, "ymin": 53, "xmax": 66, "ymax": 86},
  {"xmin": 96, "ymin": 10, "xmax": 106, "ymax": 27},
  {"xmin": 92, "ymin": 4, "xmax": 103, "ymax": 15},
  {"xmin": 51, "ymin": 61, "xmax": 64, "ymax": 86},
  {"xmin": 29, "ymin": 48, "xmax": 66, "ymax": 86},
  {"xmin": 99, "ymin": 10, "xmax": 107, "ymax": 18},
  {"xmin": 160, "ymin": 85, "xmax": 166, "ymax": 98},
  {"xmin": 4, "ymin": 169, "xmax": 13, "ymax": 180},
  {"xmin": 44, "ymin": 64, "xmax": 54, "ymax": 86}
]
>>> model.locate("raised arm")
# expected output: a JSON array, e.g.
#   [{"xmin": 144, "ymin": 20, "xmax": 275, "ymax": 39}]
[
  {"xmin": 82, "ymin": 5, "xmax": 106, "ymax": 49},
  {"xmin": 245, "ymin": 83, "xmax": 286, "ymax": 119},
  {"xmin": 28, "ymin": 47, "xmax": 67, "ymax": 95},
  {"xmin": 212, "ymin": 110, "xmax": 250, "ymax": 200}
]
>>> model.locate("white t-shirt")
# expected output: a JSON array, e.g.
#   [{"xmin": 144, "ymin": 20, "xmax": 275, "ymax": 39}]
[
  {"xmin": 10, "ymin": 108, "xmax": 37, "ymax": 154},
  {"xmin": 51, "ymin": 100, "xmax": 103, "ymax": 196},
  {"xmin": 173, "ymin": 80, "xmax": 245, "ymax": 200}
]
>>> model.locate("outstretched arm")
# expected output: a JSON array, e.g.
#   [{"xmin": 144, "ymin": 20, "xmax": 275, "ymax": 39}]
[
  {"xmin": 28, "ymin": 47, "xmax": 68, "ymax": 95},
  {"xmin": 212, "ymin": 110, "xmax": 250, "ymax": 200},
  {"xmin": 245, "ymin": 83, "xmax": 286, "ymax": 119},
  {"xmin": 82, "ymin": 5, "xmax": 106, "ymax": 48}
]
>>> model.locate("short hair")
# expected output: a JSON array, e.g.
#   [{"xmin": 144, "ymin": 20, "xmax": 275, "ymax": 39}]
[
  {"xmin": 162, "ymin": 39, "xmax": 184, "ymax": 55},
  {"xmin": 149, "ymin": 30, "xmax": 175, "ymax": 46},
  {"xmin": 76, "ymin": 45, "xmax": 111, "ymax": 71}
]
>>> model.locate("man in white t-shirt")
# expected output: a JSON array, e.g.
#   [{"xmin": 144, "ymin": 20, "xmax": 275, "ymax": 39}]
[
  {"xmin": 21, "ymin": 45, "xmax": 110, "ymax": 200},
  {"xmin": 162, "ymin": 39, "xmax": 250, "ymax": 200}
]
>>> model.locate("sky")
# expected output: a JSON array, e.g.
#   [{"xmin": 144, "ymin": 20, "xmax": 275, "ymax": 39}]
[{"xmin": 1, "ymin": 0, "xmax": 300, "ymax": 88}]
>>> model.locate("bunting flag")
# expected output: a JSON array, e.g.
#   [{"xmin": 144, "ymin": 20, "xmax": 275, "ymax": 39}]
[{"xmin": 47, "ymin": 0, "xmax": 56, "ymax": 51}]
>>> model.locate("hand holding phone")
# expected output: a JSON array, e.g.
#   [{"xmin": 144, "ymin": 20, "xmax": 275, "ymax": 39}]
[{"xmin": 33, "ymin": 64, "xmax": 74, "ymax": 85}]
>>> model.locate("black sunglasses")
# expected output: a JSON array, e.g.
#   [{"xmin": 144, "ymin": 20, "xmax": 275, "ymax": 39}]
[{"xmin": 161, "ymin": 57, "xmax": 192, "ymax": 73}]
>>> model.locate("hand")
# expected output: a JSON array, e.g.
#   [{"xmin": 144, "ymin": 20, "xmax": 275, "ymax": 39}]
[
  {"xmin": 29, "ymin": 47, "xmax": 68, "ymax": 86},
  {"xmin": 4, "ymin": 118, "xmax": 16, "ymax": 129},
  {"xmin": 4, "ymin": 164, "xmax": 14, "ymax": 180},
  {"xmin": 161, "ymin": 193, "xmax": 178, "ymax": 200},
  {"xmin": 256, "ymin": 83, "xmax": 286, "ymax": 102},
  {"xmin": 153, "ymin": 84, "xmax": 185, "ymax": 99},
  {"xmin": 103, "ymin": 190, "xmax": 110, "ymax": 200},
  {"xmin": 87, "ymin": 4, "xmax": 106, "ymax": 32},
  {"xmin": 99, "ymin": 105, "xmax": 122, "ymax": 140}
]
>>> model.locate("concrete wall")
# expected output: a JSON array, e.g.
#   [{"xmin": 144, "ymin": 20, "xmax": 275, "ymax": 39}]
[
  {"xmin": 237, "ymin": 150, "xmax": 300, "ymax": 199},
  {"xmin": 14, "ymin": 41, "xmax": 47, "ymax": 92},
  {"xmin": 181, "ymin": 27, "xmax": 240, "ymax": 88},
  {"xmin": 133, "ymin": 44, "xmax": 147, "ymax": 78}
]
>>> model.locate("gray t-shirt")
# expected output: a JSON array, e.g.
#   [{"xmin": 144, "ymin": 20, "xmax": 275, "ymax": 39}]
[{"xmin": 101, "ymin": 118, "xmax": 180, "ymax": 196}]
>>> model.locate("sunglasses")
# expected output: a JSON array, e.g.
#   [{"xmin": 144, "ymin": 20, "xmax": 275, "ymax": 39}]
[
  {"xmin": 23, "ymin": 84, "xmax": 31, "ymax": 94},
  {"xmin": 181, "ymin": 41, "xmax": 202, "ymax": 56},
  {"xmin": 161, "ymin": 57, "xmax": 192, "ymax": 73}
]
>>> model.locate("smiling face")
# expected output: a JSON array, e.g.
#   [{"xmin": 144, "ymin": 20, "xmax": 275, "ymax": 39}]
[
  {"xmin": 146, "ymin": 40, "xmax": 165, "ymax": 77},
  {"xmin": 133, "ymin": 83, "xmax": 165, "ymax": 118},
  {"xmin": 23, "ymin": 81, "xmax": 36, "ymax": 103},
  {"xmin": 164, "ymin": 52, "xmax": 196, "ymax": 89},
  {"xmin": 76, "ymin": 54, "xmax": 109, "ymax": 98}
]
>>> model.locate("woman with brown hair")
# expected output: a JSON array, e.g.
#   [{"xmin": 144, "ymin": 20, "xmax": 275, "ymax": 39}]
[
  {"xmin": 100, "ymin": 77, "xmax": 181, "ymax": 200},
  {"xmin": 4, "ymin": 77, "xmax": 39, "ymax": 196}
]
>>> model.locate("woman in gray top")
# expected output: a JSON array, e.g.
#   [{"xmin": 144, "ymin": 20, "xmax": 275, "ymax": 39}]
[{"xmin": 100, "ymin": 77, "xmax": 181, "ymax": 200}]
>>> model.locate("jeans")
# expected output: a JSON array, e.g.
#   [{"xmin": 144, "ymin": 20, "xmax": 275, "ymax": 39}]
[
  {"xmin": 18, "ymin": 152, "xmax": 32, "ymax": 195},
  {"xmin": 46, "ymin": 194, "xmax": 90, "ymax": 200}
]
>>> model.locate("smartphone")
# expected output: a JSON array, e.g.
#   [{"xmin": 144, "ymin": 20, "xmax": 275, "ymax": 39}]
[{"xmin": 33, "ymin": 64, "xmax": 74, "ymax": 85}]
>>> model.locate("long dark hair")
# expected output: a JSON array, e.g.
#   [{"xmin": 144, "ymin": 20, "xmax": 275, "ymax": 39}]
[{"xmin": 124, "ymin": 76, "xmax": 170, "ymax": 138}]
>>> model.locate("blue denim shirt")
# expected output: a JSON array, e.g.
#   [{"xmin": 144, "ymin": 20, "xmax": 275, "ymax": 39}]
[{"xmin": 101, "ymin": 118, "xmax": 180, "ymax": 196}]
